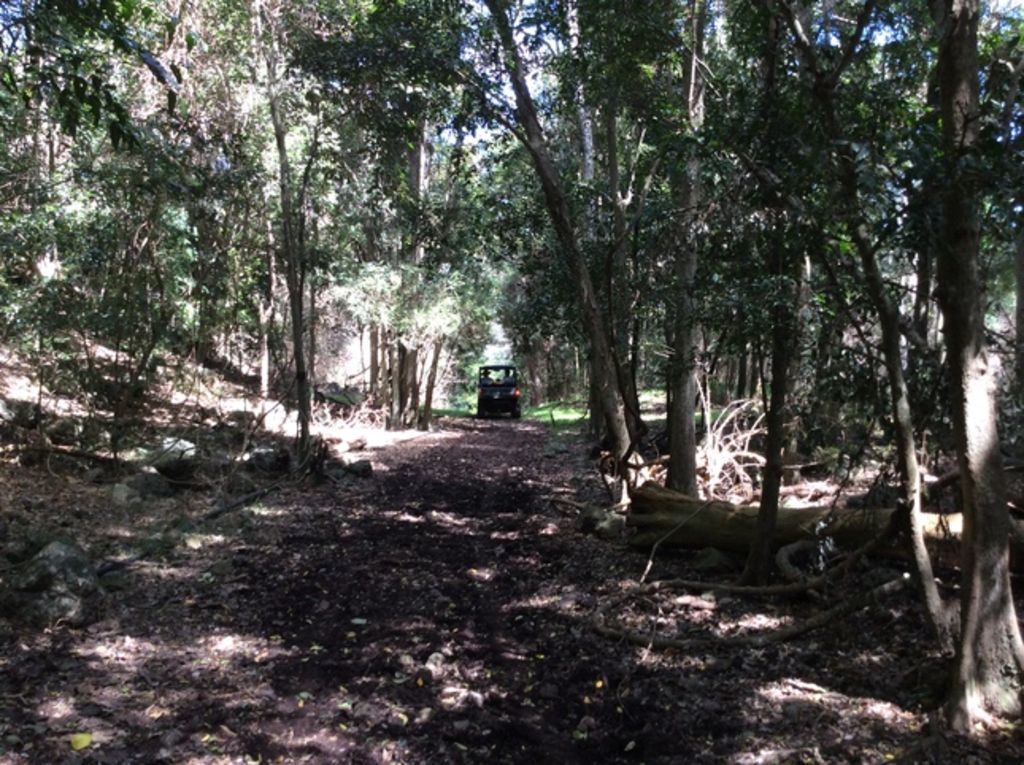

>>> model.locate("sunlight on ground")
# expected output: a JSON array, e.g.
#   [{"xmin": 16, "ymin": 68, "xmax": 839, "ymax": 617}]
[
  {"xmin": 183, "ymin": 532, "xmax": 227, "ymax": 550},
  {"xmin": 503, "ymin": 593, "xmax": 561, "ymax": 611},
  {"xmin": 715, "ymin": 612, "xmax": 792, "ymax": 636},
  {"xmin": 376, "ymin": 508, "xmax": 484, "ymax": 537},
  {"xmin": 392, "ymin": 511, "xmax": 427, "ymax": 524},
  {"xmin": 756, "ymin": 677, "xmax": 916, "ymax": 728},
  {"xmin": 466, "ymin": 567, "xmax": 495, "ymax": 582},
  {"xmin": 127, "ymin": 563, "xmax": 218, "ymax": 581},
  {"xmin": 36, "ymin": 695, "xmax": 77, "ymax": 724},
  {"xmin": 320, "ymin": 423, "xmax": 460, "ymax": 449},
  {"xmin": 489, "ymin": 529, "xmax": 521, "ymax": 541},
  {"xmin": 67, "ymin": 630, "xmax": 295, "ymax": 729},
  {"xmin": 426, "ymin": 510, "xmax": 471, "ymax": 528},
  {"xmin": 248, "ymin": 504, "xmax": 288, "ymax": 517}
]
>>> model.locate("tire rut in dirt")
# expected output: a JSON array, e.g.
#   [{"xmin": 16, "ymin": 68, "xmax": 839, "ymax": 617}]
[{"xmin": 233, "ymin": 420, "xmax": 584, "ymax": 761}]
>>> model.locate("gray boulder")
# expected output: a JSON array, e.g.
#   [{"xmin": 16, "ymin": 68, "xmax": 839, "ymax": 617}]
[
  {"xmin": 146, "ymin": 438, "xmax": 197, "ymax": 467},
  {"xmin": 0, "ymin": 398, "xmax": 38, "ymax": 429},
  {"xmin": 126, "ymin": 470, "xmax": 176, "ymax": 498},
  {"xmin": 0, "ymin": 541, "xmax": 101, "ymax": 626},
  {"xmin": 120, "ymin": 438, "xmax": 203, "ymax": 483},
  {"xmin": 246, "ymin": 446, "xmax": 290, "ymax": 475},
  {"xmin": 579, "ymin": 506, "xmax": 625, "ymax": 540},
  {"xmin": 341, "ymin": 458, "xmax": 373, "ymax": 478},
  {"xmin": 46, "ymin": 418, "xmax": 81, "ymax": 446},
  {"xmin": 110, "ymin": 483, "xmax": 138, "ymax": 507}
]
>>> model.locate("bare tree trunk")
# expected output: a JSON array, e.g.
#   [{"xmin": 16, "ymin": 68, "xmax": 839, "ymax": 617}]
[
  {"xmin": 740, "ymin": 236, "xmax": 798, "ymax": 585},
  {"xmin": 739, "ymin": 3, "xmax": 786, "ymax": 586},
  {"xmin": 256, "ymin": 0, "xmax": 310, "ymax": 457},
  {"xmin": 525, "ymin": 347, "xmax": 543, "ymax": 407},
  {"xmin": 666, "ymin": 168, "xmax": 700, "ymax": 496},
  {"xmin": 418, "ymin": 337, "xmax": 444, "ymax": 431},
  {"xmin": 388, "ymin": 337, "xmax": 401, "ymax": 429},
  {"xmin": 259, "ymin": 218, "xmax": 276, "ymax": 402},
  {"xmin": 565, "ymin": 0, "xmax": 595, "ymax": 189},
  {"xmin": 369, "ymin": 324, "xmax": 380, "ymax": 399},
  {"xmin": 735, "ymin": 344, "xmax": 748, "ymax": 400},
  {"xmin": 603, "ymin": 99, "xmax": 644, "ymax": 440},
  {"xmin": 907, "ymin": 190, "xmax": 936, "ymax": 383},
  {"xmin": 666, "ymin": 0, "xmax": 706, "ymax": 494},
  {"xmin": 307, "ymin": 278, "xmax": 317, "ymax": 393},
  {"xmin": 403, "ymin": 345, "xmax": 419, "ymax": 428},
  {"xmin": 485, "ymin": 0, "xmax": 632, "ymax": 463},
  {"xmin": 937, "ymin": 0, "xmax": 1024, "ymax": 730},
  {"xmin": 1016, "ymin": 228, "xmax": 1024, "ymax": 389},
  {"xmin": 778, "ymin": 0, "xmax": 949, "ymax": 646},
  {"xmin": 567, "ymin": 0, "xmax": 609, "ymax": 447},
  {"xmin": 588, "ymin": 363, "xmax": 606, "ymax": 440}
]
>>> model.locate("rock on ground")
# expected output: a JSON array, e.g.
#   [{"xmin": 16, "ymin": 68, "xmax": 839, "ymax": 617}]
[{"xmin": 0, "ymin": 541, "xmax": 100, "ymax": 626}]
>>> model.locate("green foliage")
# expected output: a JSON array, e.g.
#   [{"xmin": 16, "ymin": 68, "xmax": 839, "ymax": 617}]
[
  {"xmin": 0, "ymin": 0, "xmax": 1021, "ymax": 465},
  {"xmin": 1, "ymin": 0, "xmax": 181, "ymax": 145},
  {"xmin": 524, "ymin": 400, "xmax": 588, "ymax": 434}
]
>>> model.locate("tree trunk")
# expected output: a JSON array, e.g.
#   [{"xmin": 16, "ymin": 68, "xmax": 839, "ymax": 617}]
[
  {"xmin": 388, "ymin": 337, "xmax": 401, "ymax": 430},
  {"xmin": 629, "ymin": 484, "xmax": 893, "ymax": 552},
  {"xmin": 832, "ymin": 132, "xmax": 948, "ymax": 649},
  {"xmin": 259, "ymin": 217, "xmax": 276, "ymax": 402},
  {"xmin": 307, "ymin": 277, "xmax": 317, "ymax": 392},
  {"xmin": 525, "ymin": 348, "xmax": 543, "ymax": 407},
  {"xmin": 418, "ymin": 336, "xmax": 444, "ymax": 431},
  {"xmin": 1016, "ymin": 228, "xmax": 1024, "ymax": 390},
  {"xmin": 588, "ymin": 367, "xmax": 605, "ymax": 440},
  {"xmin": 257, "ymin": 0, "xmax": 310, "ymax": 458},
  {"xmin": 666, "ymin": 0, "xmax": 707, "ymax": 497},
  {"xmin": 485, "ymin": 0, "xmax": 631, "ymax": 463},
  {"xmin": 740, "ymin": 247, "xmax": 797, "ymax": 585},
  {"xmin": 566, "ymin": 0, "xmax": 595, "ymax": 192},
  {"xmin": 735, "ymin": 345, "xmax": 748, "ymax": 401},
  {"xmin": 907, "ymin": 190, "xmax": 936, "ymax": 385},
  {"xmin": 603, "ymin": 98, "xmax": 645, "ymax": 442},
  {"xmin": 369, "ymin": 324, "xmax": 380, "ymax": 398},
  {"xmin": 779, "ymin": 0, "xmax": 949, "ymax": 647},
  {"xmin": 739, "ymin": 5, "xmax": 786, "ymax": 586},
  {"xmin": 937, "ymin": 0, "xmax": 1024, "ymax": 730},
  {"xmin": 269, "ymin": 95, "xmax": 310, "ymax": 457},
  {"xmin": 402, "ymin": 344, "xmax": 420, "ymax": 428},
  {"xmin": 666, "ymin": 170, "xmax": 699, "ymax": 496}
]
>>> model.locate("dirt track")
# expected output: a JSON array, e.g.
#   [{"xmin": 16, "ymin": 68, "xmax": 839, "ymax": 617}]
[{"xmin": 2, "ymin": 417, "xmax": 1021, "ymax": 763}]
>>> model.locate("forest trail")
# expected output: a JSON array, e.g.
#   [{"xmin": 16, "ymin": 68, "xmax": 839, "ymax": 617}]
[{"xmin": 1, "ymin": 418, "xmax": 1018, "ymax": 763}]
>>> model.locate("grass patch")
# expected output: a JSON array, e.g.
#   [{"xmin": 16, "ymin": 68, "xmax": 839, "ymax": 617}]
[{"xmin": 524, "ymin": 401, "xmax": 589, "ymax": 432}]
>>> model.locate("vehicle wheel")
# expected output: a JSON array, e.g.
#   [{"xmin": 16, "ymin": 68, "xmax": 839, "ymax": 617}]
[{"xmin": 512, "ymin": 408, "xmax": 521, "ymax": 419}]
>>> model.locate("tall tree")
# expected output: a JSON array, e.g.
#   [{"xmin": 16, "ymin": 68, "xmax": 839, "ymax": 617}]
[
  {"xmin": 482, "ymin": 0, "xmax": 634, "ymax": 465},
  {"xmin": 739, "ymin": 3, "xmax": 804, "ymax": 585},
  {"xmin": 253, "ymin": 0, "xmax": 314, "ymax": 457},
  {"xmin": 935, "ymin": 0, "xmax": 1024, "ymax": 730},
  {"xmin": 777, "ymin": 0, "xmax": 950, "ymax": 647},
  {"xmin": 666, "ymin": 0, "xmax": 707, "ymax": 497}
]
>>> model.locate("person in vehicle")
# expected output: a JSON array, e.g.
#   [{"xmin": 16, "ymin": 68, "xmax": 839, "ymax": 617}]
[{"xmin": 481, "ymin": 369, "xmax": 494, "ymax": 386}]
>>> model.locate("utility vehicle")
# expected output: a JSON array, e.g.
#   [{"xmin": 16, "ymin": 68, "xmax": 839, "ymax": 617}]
[{"xmin": 476, "ymin": 365, "xmax": 521, "ymax": 419}]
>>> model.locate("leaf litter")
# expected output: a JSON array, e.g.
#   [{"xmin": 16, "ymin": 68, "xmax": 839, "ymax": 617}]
[{"xmin": 1, "ymin": 417, "xmax": 1022, "ymax": 763}]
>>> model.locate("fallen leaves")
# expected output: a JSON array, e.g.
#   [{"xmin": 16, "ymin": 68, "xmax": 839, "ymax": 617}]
[{"xmin": 69, "ymin": 732, "xmax": 92, "ymax": 751}]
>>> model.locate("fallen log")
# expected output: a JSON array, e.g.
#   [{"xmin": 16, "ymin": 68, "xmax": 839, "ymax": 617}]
[
  {"xmin": 622, "ymin": 487, "xmax": 1024, "ymax": 573},
  {"xmin": 628, "ymin": 483, "xmax": 933, "ymax": 549},
  {"xmin": 628, "ymin": 483, "xmax": 1024, "ymax": 571}
]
